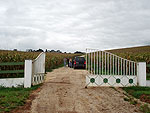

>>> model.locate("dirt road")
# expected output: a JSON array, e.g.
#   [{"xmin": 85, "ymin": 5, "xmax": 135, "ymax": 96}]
[{"xmin": 31, "ymin": 67, "xmax": 141, "ymax": 113}]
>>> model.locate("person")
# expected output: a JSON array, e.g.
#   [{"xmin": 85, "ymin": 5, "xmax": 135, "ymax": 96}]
[
  {"xmin": 72, "ymin": 59, "xmax": 74, "ymax": 68},
  {"xmin": 69, "ymin": 58, "xmax": 72, "ymax": 68},
  {"xmin": 67, "ymin": 58, "xmax": 69, "ymax": 67},
  {"xmin": 64, "ymin": 58, "xmax": 67, "ymax": 67}
]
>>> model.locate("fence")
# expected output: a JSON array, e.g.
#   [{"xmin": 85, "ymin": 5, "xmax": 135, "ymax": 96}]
[
  {"xmin": 86, "ymin": 49, "xmax": 147, "ymax": 87},
  {"xmin": 0, "ymin": 62, "xmax": 24, "ymax": 74},
  {"xmin": 32, "ymin": 52, "xmax": 45, "ymax": 85},
  {"xmin": 0, "ymin": 52, "xmax": 46, "ymax": 88},
  {"xmin": 0, "ymin": 62, "xmax": 24, "ymax": 87},
  {"xmin": 24, "ymin": 52, "xmax": 46, "ymax": 88}
]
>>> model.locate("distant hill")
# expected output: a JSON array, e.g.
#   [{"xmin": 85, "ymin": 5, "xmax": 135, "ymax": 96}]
[
  {"xmin": 107, "ymin": 46, "xmax": 150, "ymax": 54},
  {"xmin": 104, "ymin": 46, "xmax": 150, "ymax": 64}
]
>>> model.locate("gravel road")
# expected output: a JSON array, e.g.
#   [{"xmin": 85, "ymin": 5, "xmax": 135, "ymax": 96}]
[{"xmin": 30, "ymin": 67, "xmax": 142, "ymax": 113}]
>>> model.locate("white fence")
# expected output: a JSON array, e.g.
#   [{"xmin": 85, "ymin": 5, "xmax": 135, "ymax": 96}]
[
  {"xmin": 24, "ymin": 52, "xmax": 46, "ymax": 88},
  {"xmin": 32, "ymin": 52, "xmax": 45, "ymax": 85},
  {"xmin": 0, "ymin": 78, "xmax": 24, "ymax": 87},
  {"xmin": 86, "ymin": 49, "xmax": 147, "ymax": 87},
  {"xmin": 0, "ymin": 52, "xmax": 46, "ymax": 88}
]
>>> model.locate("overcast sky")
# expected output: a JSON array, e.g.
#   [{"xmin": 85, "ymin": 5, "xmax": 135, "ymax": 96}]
[{"xmin": 0, "ymin": 0, "xmax": 150, "ymax": 52}]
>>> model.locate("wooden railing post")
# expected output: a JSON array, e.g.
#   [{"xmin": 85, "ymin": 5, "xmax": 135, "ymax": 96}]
[{"xmin": 24, "ymin": 60, "xmax": 32, "ymax": 88}]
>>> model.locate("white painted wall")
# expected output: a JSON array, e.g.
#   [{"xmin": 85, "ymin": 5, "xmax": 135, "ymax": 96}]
[
  {"xmin": 86, "ymin": 75, "xmax": 137, "ymax": 87},
  {"xmin": 137, "ymin": 62, "xmax": 146, "ymax": 86},
  {"xmin": 146, "ymin": 80, "xmax": 150, "ymax": 86},
  {"xmin": 24, "ymin": 60, "xmax": 32, "ymax": 88},
  {"xmin": 0, "ymin": 78, "xmax": 24, "ymax": 87},
  {"xmin": 0, "ymin": 52, "xmax": 45, "ymax": 88}
]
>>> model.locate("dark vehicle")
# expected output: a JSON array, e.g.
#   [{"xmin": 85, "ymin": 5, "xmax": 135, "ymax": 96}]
[{"xmin": 73, "ymin": 57, "xmax": 86, "ymax": 69}]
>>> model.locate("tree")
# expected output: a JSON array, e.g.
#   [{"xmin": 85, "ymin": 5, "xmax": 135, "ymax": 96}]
[
  {"xmin": 13, "ymin": 49, "xmax": 17, "ymax": 51},
  {"xmin": 36, "ymin": 49, "xmax": 44, "ymax": 52}
]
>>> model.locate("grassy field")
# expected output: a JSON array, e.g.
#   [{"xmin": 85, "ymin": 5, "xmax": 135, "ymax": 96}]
[
  {"xmin": 123, "ymin": 86, "xmax": 150, "ymax": 103},
  {"xmin": 108, "ymin": 46, "xmax": 150, "ymax": 63},
  {"xmin": 123, "ymin": 86, "xmax": 150, "ymax": 113},
  {"xmin": 0, "ymin": 50, "xmax": 81, "ymax": 78},
  {"xmin": 108, "ymin": 46, "xmax": 150, "ymax": 80},
  {"xmin": 0, "ymin": 85, "xmax": 40, "ymax": 113}
]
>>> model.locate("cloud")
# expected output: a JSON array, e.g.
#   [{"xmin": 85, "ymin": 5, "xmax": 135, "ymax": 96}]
[{"xmin": 0, "ymin": 0, "xmax": 150, "ymax": 52}]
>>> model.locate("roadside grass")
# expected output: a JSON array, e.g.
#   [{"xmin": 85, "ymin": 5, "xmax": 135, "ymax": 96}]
[
  {"xmin": 0, "ymin": 85, "xmax": 40, "ymax": 113},
  {"xmin": 122, "ymin": 86, "xmax": 150, "ymax": 113},
  {"xmin": 140, "ymin": 104, "xmax": 150, "ymax": 113},
  {"xmin": 122, "ymin": 86, "xmax": 150, "ymax": 99}
]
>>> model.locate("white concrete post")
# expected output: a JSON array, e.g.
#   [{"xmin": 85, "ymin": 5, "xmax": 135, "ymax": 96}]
[
  {"xmin": 137, "ymin": 62, "xmax": 146, "ymax": 86},
  {"xmin": 24, "ymin": 60, "xmax": 32, "ymax": 88}
]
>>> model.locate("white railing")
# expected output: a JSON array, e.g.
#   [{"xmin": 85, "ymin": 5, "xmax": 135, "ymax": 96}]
[
  {"xmin": 86, "ymin": 48, "xmax": 147, "ymax": 87},
  {"xmin": 86, "ymin": 48, "xmax": 137, "ymax": 76},
  {"xmin": 32, "ymin": 52, "xmax": 46, "ymax": 85},
  {"xmin": 0, "ymin": 52, "xmax": 46, "ymax": 88}
]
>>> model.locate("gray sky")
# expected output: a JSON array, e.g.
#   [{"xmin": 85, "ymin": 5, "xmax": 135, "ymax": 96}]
[{"xmin": 0, "ymin": 0, "xmax": 150, "ymax": 52}]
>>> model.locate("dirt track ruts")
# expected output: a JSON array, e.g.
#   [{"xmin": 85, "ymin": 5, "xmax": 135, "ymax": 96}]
[{"xmin": 30, "ymin": 67, "xmax": 142, "ymax": 113}]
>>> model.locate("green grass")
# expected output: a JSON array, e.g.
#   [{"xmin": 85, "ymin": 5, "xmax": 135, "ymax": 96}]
[
  {"xmin": 140, "ymin": 104, "xmax": 150, "ymax": 113},
  {"xmin": 123, "ymin": 86, "xmax": 150, "ymax": 112},
  {"xmin": 0, "ymin": 85, "xmax": 40, "ymax": 112},
  {"xmin": 123, "ymin": 86, "xmax": 150, "ymax": 99}
]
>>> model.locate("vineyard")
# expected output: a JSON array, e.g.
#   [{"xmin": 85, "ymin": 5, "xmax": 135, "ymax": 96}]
[
  {"xmin": 0, "ymin": 50, "xmax": 81, "ymax": 78},
  {"xmin": 107, "ymin": 46, "xmax": 150, "ymax": 63},
  {"xmin": 0, "ymin": 46, "xmax": 150, "ymax": 78},
  {"xmin": 107, "ymin": 46, "xmax": 150, "ymax": 79}
]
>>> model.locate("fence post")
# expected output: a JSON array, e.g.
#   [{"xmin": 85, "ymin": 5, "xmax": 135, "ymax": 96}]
[
  {"xmin": 137, "ymin": 62, "xmax": 146, "ymax": 86},
  {"xmin": 24, "ymin": 60, "xmax": 32, "ymax": 88}
]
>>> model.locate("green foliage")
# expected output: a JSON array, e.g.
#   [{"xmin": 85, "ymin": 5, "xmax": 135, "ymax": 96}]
[
  {"xmin": 140, "ymin": 104, "xmax": 150, "ymax": 113},
  {"xmin": 0, "ymin": 50, "xmax": 81, "ymax": 78},
  {"xmin": 130, "ymin": 100, "xmax": 137, "ymax": 105},
  {"xmin": 122, "ymin": 86, "xmax": 150, "ymax": 103},
  {"xmin": 147, "ymin": 74, "xmax": 150, "ymax": 80},
  {"xmin": 124, "ymin": 97, "xmax": 129, "ymax": 101},
  {"xmin": 123, "ymin": 86, "xmax": 150, "ymax": 112},
  {"xmin": 0, "ymin": 85, "xmax": 40, "ymax": 112},
  {"xmin": 124, "ymin": 96, "xmax": 137, "ymax": 105},
  {"xmin": 123, "ymin": 86, "xmax": 150, "ymax": 92},
  {"xmin": 108, "ymin": 46, "xmax": 150, "ymax": 80}
]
